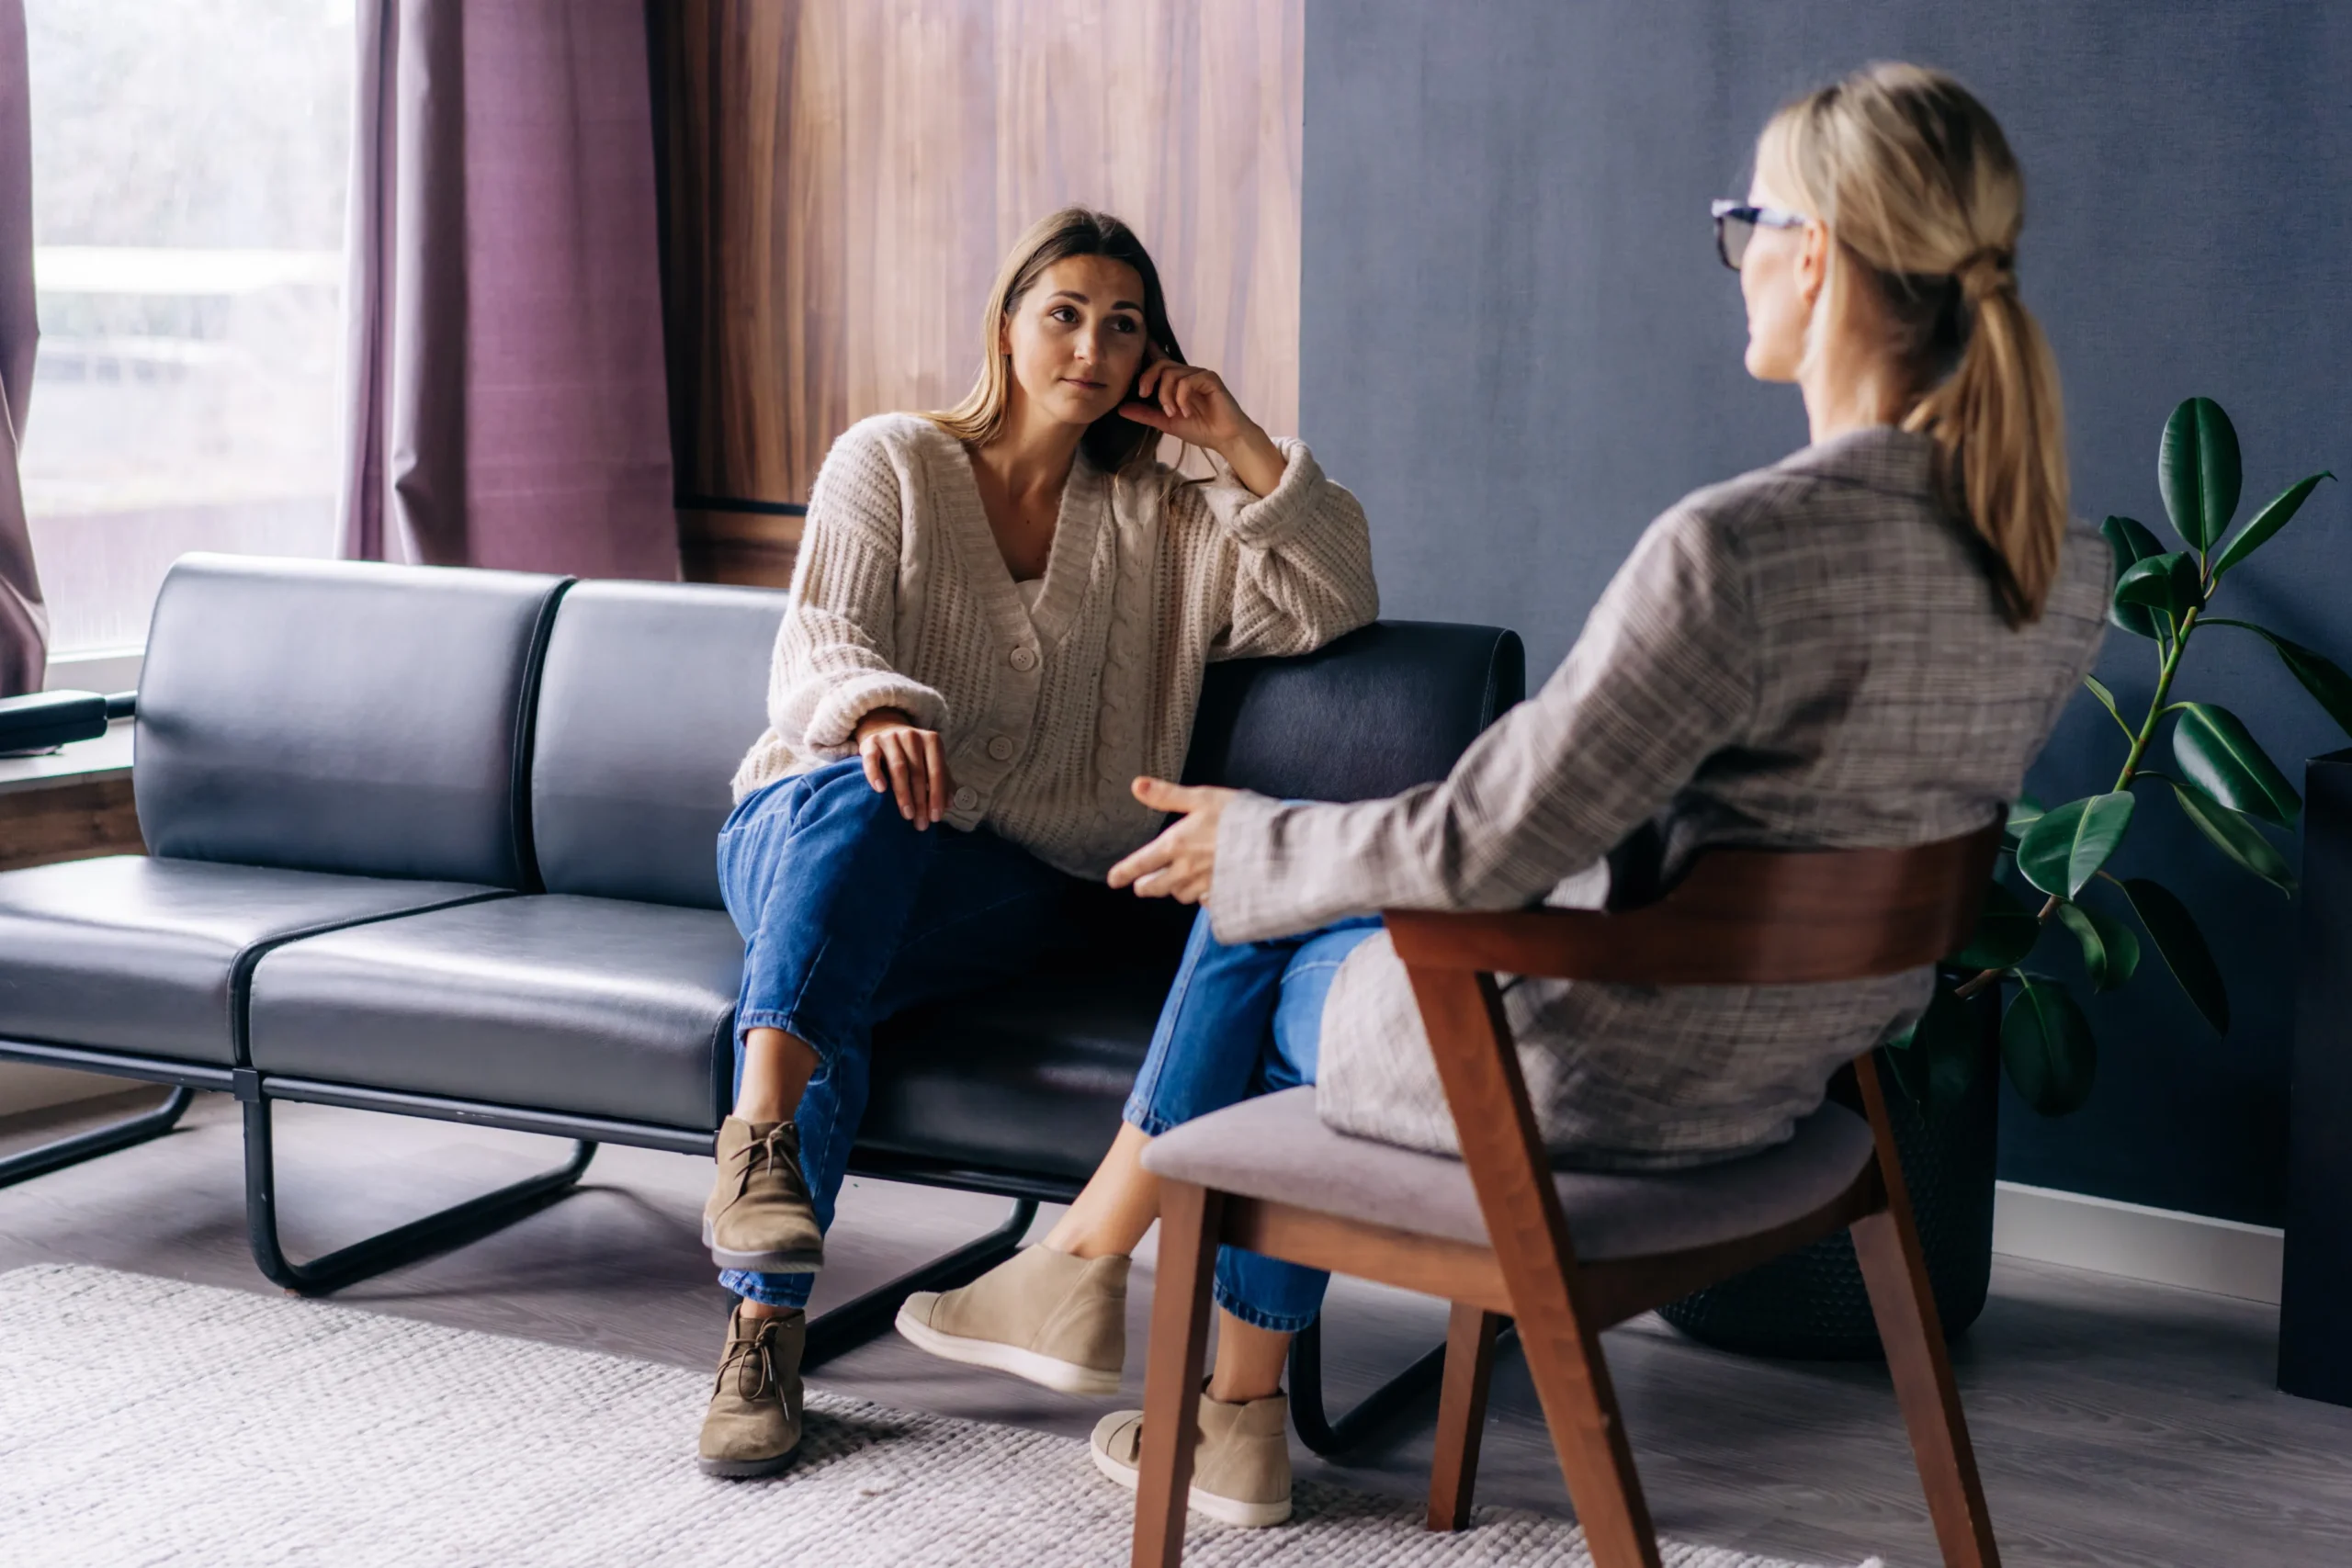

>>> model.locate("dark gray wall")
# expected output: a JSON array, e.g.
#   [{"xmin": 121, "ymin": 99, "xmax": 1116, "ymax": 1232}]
[{"xmin": 1300, "ymin": 1, "xmax": 2352, "ymax": 1225}]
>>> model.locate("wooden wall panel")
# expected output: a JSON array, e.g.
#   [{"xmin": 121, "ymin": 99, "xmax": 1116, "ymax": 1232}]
[{"xmin": 661, "ymin": 0, "xmax": 1304, "ymax": 570}]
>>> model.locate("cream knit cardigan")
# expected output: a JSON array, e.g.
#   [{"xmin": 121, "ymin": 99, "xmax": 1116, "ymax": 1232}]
[{"xmin": 731, "ymin": 413, "xmax": 1379, "ymax": 879}]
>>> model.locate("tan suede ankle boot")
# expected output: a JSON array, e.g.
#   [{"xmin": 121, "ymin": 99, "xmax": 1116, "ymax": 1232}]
[
  {"xmin": 1089, "ymin": 1388, "xmax": 1293, "ymax": 1528},
  {"xmin": 893, "ymin": 1245, "xmax": 1128, "ymax": 1396},
  {"xmin": 704, "ymin": 1116, "xmax": 825, "ymax": 1272},
  {"xmin": 695, "ymin": 1303, "xmax": 805, "ymax": 1479}
]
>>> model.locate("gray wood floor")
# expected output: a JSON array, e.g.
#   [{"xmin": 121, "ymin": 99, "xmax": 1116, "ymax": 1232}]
[{"xmin": 5, "ymin": 1089, "xmax": 2348, "ymax": 1567}]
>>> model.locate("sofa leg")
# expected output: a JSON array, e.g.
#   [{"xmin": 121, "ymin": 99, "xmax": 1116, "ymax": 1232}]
[
  {"xmin": 0, "ymin": 1086, "xmax": 197, "ymax": 1190},
  {"xmin": 802, "ymin": 1197, "xmax": 1038, "ymax": 1369},
  {"xmin": 1289, "ymin": 1314, "xmax": 1517, "ymax": 1458},
  {"xmin": 242, "ymin": 1094, "xmax": 596, "ymax": 1295}
]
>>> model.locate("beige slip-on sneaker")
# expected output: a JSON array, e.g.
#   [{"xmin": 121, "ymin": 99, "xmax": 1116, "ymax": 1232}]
[
  {"xmin": 696, "ymin": 1303, "xmax": 806, "ymax": 1479},
  {"xmin": 704, "ymin": 1115, "xmax": 825, "ymax": 1273},
  {"xmin": 1089, "ymin": 1389, "xmax": 1293, "ymax": 1528},
  {"xmin": 894, "ymin": 1244, "xmax": 1128, "ymax": 1396}
]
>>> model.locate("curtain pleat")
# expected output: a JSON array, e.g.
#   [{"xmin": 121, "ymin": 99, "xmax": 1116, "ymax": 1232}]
[
  {"xmin": 0, "ymin": 0, "xmax": 45, "ymax": 694},
  {"xmin": 340, "ymin": 0, "xmax": 678, "ymax": 581}
]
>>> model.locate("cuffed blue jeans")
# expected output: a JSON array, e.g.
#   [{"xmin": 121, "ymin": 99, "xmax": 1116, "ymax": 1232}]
[
  {"xmin": 716, "ymin": 758, "xmax": 1078, "ymax": 1309},
  {"xmin": 1124, "ymin": 908, "xmax": 1382, "ymax": 1334}
]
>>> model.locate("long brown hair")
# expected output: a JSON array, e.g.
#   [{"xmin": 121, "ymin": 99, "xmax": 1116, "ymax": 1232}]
[
  {"xmin": 1758, "ymin": 63, "xmax": 2068, "ymax": 624},
  {"xmin": 929, "ymin": 208, "xmax": 1185, "ymax": 477}
]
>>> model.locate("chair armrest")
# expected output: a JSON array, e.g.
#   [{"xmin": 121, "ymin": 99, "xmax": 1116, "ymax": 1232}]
[
  {"xmin": 0, "ymin": 689, "xmax": 112, "ymax": 752},
  {"xmin": 1384, "ymin": 823, "xmax": 2001, "ymax": 987}
]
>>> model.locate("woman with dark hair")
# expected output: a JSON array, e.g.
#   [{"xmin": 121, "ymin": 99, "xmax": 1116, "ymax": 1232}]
[
  {"xmin": 904, "ymin": 63, "xmax": 2109, "ymax": 1531},
  {"xmin": 695, "ymin": 208, "xmax": 1376, "ymax": 1477}
]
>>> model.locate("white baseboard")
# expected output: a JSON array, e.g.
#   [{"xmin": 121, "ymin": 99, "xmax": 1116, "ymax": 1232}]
[
  {"xmin": 42, "ymin": 645, "xmax": 143, "ymax": 695},
  {"xmin": 1993, "ymin": 1179, "xmax": 2284, "ymax": 1305}
]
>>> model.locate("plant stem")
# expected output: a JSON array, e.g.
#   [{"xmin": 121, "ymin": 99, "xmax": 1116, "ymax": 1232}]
[{"xmin": 1953, "ymin": 604, "xmax": 2203, "ymax": 999}]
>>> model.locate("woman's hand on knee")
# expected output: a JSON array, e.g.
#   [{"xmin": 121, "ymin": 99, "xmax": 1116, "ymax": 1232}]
[{"xmin": 855, "ymin": 709, "xmax": 952, "ymax": 827}]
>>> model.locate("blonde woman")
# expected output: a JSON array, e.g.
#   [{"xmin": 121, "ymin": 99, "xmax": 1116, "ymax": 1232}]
[
  {"xmin": 695, "ymin": 209, "xmax": 1377, "ymax": 1476},
  {"xmin": 902, "ymin": 64, "xmax": 2109, "ymax": 1529}
]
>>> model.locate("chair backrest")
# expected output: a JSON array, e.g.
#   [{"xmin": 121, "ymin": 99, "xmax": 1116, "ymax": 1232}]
[
  {"xmin": 527, "ymin": 580, "xmax": 788, "ymax": 908},
  {"xmin": 134, "ymin": 554, "xmax": 567, "ymax": 886},
  {"xmin": 1385, "ymin": 827, "xmax": 2002, "ymax": 987},
  {"xmin": 1183, "ymin": 621, "xmax": 1524, "ymax": 801}
]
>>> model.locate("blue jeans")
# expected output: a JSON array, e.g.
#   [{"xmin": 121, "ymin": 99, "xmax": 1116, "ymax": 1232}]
[
  {"xmin": 716, "ymin": 758, "xmax": 1078, "ymax": 1308},
  {"xmin": 1124, "ymin": 908, "xmax": 1382, "ymax": 1333}
]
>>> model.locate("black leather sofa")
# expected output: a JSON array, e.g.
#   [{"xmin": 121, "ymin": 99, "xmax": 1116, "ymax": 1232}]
[{"xmin": 0, "ymin": 553, "xmax": 1521, "ymax": 1449}]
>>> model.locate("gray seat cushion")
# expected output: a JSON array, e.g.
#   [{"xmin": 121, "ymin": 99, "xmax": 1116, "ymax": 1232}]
[
  {"xmin": 247, "ymin": 895, "xmax": 741, "ymax": 1132},
  {"xmin": 1138, "ymin": 1086, "xmax": 1874, "ymax": 1263},
  {"xmin": 0, "ymin": 856, "xmax": 497, "ymax": 1066}
]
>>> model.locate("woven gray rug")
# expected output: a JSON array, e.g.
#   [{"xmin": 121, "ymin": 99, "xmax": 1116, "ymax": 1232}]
[{"xmin": 0, "ymin": 1265, "xmax": 1874, "ymax": 1567}]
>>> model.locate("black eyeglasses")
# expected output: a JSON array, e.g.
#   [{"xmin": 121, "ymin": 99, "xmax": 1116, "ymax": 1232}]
[{"xmin": 1711, "ymin": 199, "xmax": 1807, "ymax": 271}]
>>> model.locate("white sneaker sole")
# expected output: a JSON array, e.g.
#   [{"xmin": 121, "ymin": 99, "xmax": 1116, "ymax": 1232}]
[
  {"xmin": 892, "ymin": 1296, "xmax": 1123, "ymax": 1397},
  {"xmin": 1088, "ymin": 1434, "xmax": 1293, "ymax": 1529}
]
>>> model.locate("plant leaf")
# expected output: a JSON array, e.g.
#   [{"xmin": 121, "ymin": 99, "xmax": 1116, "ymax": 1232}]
[
  {"xmin": 2121, "ymin": 876, "xmax": 2230, "ymax": 1033},
  {"xmin": 1887, "ymin": 984, "xmax": 1979, "ymax": 1115},
  {"xmin": 2001, "ymin": 977, "xmax": 2098, "ymax": 1115},
  {"xmin": 2203, "ymin": 620, "xmax": 2352, "ymax": 744},
  {"xmin": 2172, "ymin": 701, "xmax": 2301, "ymax": 827},
  {"xmin": 2082, "ymin": 673, "xmax": 2132, "ymax": 737},
  {"xmin": 2112, "ymin": 550, "xmax": 2203, "ymax": 623},
  {"xmin": 2054, "ymin": 900, "xmax": 2142, "ymax": 992},
  {"xmin": 2211, "ymin": 472, "xmax": 2335, "ymax": 580},
  {"xmin": 2160, "ymin": 396, "xmax": 2242, "ymax": 551},
  {"xmin": 2101, "ymin": 516, "xmax": 2166, "ymax": 639},
  {"xmin": 2169, "ymin": 779, "xmax": 2297, "ymax": 894},
  {"xmin": 1949, "ymin": 880, "xmax": 2041, "ymax": 969},
  {"xmin": 2017, "ymin": 792, "xmax": 2136, "ymax": 899}
]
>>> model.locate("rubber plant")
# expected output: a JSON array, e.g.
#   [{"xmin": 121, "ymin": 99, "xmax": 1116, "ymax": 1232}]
[{"xmin": 1891, "ymin": 396, "xmax": 2337, "ymax": 1115}]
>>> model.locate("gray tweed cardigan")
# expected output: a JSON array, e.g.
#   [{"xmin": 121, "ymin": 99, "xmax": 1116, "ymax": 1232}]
[{"xmin": 1208, "ymin": 426, "xmax": 2109, "ymax": 1169}]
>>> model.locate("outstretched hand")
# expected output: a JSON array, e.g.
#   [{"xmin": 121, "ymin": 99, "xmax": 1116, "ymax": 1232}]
[{"xmin": 1107, "ymin": 776, "xmax": 1237, "ymax": 904}]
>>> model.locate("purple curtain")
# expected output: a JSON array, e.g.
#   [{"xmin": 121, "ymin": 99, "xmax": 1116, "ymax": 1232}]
[
  {"xmin": 340, "ymin": 0, "xmax": 678, "ymax": 580},
  {"xmin": 0, "ymin": 0, "xmax": 43, "ymax": 694}
]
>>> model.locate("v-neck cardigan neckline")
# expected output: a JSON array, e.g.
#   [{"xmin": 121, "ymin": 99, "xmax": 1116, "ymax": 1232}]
[{"xmin": 937, "ymin": 437, "xmax": 1106, "ymax": 649}]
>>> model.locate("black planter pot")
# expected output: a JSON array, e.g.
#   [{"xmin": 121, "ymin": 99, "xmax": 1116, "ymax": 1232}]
[{"xmin": 1657, "ymin": 986, "xmax": 2000, "ymax": 1359}]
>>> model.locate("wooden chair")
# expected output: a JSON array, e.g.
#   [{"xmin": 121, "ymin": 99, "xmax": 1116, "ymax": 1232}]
[{"xmin": 1127, "ymin": 823, "xmax": 2006, "ymax": 1568}]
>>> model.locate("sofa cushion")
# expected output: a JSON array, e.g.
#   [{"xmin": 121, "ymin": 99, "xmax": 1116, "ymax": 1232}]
[
  {"xmin": 1138, "ymin": 1086, "xmax": 1876, "ymax": 1263},
  {"xmin": 133, "ymin": 554, "xmax": 567, "ymax": 886},
  {"xmin": 247, "ymin": 895, "xmax": 741, "ymax": 1132},
  {"xmin": 0, "ymin": 856, "xmax": 497, "ymax": 1066},
  {"xmin": 528, "ymin": 581, "xmax": 787, "ymax": 908}
]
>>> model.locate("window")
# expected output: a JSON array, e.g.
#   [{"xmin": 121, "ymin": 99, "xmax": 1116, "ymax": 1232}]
[{"xmin": 22, "ymin": 0, "xmax": 355, "ymax": 658}]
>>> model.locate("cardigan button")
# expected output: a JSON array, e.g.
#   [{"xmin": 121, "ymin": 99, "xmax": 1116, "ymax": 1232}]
[
  {"xmin": 952, "ymin": 786, "xmax": 978, "ymax": 813},
  {"xmin": 1009, "ymin": 646, "xmax": 1037, "ymax": 671},
  {"xmin": 987, "ymin": 735, "xmax": 1015, "ymax": 761}
]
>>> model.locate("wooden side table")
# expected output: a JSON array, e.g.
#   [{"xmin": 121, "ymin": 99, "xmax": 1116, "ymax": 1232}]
[{"xmin": 0, "ymin": 721, "xmax": 141, "ymax": 872}]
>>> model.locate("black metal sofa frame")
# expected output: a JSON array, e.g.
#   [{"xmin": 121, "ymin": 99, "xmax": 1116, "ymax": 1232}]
[{"xmin": 0, "ymin": 555, "xmax": 1522, "ymax": 1454}]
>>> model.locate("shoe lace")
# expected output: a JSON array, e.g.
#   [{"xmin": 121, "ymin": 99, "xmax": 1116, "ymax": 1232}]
[
  {"xmin": 725, "ymin": 1122, "xmax": 793, "ymax": 1201},
  {"xmin": 717, "ymin": 1321, "xmax": 778, "ymax": 1402}
]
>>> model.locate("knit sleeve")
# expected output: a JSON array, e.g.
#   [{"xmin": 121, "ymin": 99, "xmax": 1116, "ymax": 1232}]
[
  {"xmin": 1207, "ymin": 500, "xmax": 1758, "ymax": 942},
  {"xmin": 1176, "ymin": 438, "xmax": 1380, "ymax": 660},
  {"xmin": 767, "ymin": 424, "xmax": 951, "ymax": 760}
]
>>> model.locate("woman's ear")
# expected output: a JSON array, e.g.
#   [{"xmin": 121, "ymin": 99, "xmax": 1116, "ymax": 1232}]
[{"xmin": 1797, "ymin": 219, "xmax": 1830, "ymax": 308}]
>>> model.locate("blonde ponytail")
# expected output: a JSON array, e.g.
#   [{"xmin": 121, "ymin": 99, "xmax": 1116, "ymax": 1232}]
[{"xmin": 1759, "ymin": 63, "xmax": 2068, "ymax": 625}]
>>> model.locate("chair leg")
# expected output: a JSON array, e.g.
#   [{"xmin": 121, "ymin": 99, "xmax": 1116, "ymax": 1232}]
[
  {"xmin": 1426, "ymin": 1303, "xmax": 1502, "ymax": 1531},
  {"xmin": 1131, "ymin": 1180, "xmax": 1221, "ymax": 1568},
  {"xmin": 1516, "ymin": 1313, "xmax": 1662, "ymax": 1568},
  {"xmin": 1853, "ymin": 1203, "xmax": 2001, "ymax": 1567}
]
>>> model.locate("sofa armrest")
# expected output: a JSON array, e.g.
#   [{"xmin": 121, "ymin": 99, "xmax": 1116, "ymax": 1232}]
[{"xmin": 0, "ymin": 689, "xmax": 114, "ymax": 753}]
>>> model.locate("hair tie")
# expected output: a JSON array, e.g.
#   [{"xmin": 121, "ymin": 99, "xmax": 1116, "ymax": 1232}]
[{"xmin": 1955, "ymin": 247, "xmax": 2016, "ymax": 303}]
